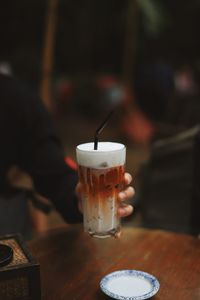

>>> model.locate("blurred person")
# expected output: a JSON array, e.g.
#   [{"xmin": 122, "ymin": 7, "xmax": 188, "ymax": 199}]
[{"xmin": 0, "ymin": 73, "xmax": 134, "ymax": 239}]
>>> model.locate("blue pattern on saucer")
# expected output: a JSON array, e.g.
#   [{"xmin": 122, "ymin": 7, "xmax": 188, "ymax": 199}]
[{"xmin": 100, "ymin": 270, "xmax": 160, "ymax": 300}]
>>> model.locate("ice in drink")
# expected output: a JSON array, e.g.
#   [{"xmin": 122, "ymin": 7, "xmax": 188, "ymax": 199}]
[{"xmin": 76, "ymin": 142, "xmax": 126, "ymax": 238}]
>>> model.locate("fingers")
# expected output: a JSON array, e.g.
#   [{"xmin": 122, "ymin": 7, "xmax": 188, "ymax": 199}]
[
  {"xmin": 118, "ymin": 186, "xmax": 135, "ymax": 202},
  {"xmin": 118, "ymin": 172, "xmax": 135, "ymax": 218},
  {"xmin": 117, "ymin": 203, "xmax": 134, "ymax": 217},
  {"xmin": 124, "ymin": 172, "xmax": 132, "ymax": 185}
]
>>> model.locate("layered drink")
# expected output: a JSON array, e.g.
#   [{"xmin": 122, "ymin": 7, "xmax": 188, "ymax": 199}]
[{"xmin": 76, "ymin": 142, "xmax": 126, "ymax": 238}]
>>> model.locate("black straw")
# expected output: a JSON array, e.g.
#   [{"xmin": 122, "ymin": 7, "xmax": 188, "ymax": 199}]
[{"xmin": 94, "ymin": 110, "xmax": 114, "ymax": 150}]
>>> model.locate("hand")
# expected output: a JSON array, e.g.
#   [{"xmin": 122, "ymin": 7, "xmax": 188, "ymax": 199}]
[
  {"xmin": 117, "ymin": 172, "xmax": 134, "ymax": 218},
  {"xmin": 76, "ymin": 172, "xmax": 135, "ymax": 218}
]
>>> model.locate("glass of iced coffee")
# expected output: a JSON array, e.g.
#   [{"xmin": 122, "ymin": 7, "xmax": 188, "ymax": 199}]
[{"xmin": 76, "ymin": 142, "xmax": 126, "ymax": 238}]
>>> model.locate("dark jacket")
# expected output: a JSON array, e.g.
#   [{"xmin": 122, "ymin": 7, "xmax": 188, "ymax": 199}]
[{"xmin": 0, "ymin": 73, "xmax": 82, "ymax": 224}]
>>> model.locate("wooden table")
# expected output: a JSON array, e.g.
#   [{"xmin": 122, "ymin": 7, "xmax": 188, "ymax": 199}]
[{"xmin": 28, "ymin": 225, "xmax": 200, "ymax": 300}]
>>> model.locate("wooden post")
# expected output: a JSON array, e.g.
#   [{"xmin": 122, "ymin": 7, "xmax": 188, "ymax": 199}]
[
  {"xmin": 122, "ymin": 0, "xmax": 139, "ymax": 88},
  {"xmin": 40, "ymin": 0, "xmax": 59, "ymax": 111}
]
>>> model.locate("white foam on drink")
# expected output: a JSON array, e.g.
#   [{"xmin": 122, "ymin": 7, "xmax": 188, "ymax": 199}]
[{"xmin": 76, "ymin": 142, "xmax": 126, "ymax": 168}]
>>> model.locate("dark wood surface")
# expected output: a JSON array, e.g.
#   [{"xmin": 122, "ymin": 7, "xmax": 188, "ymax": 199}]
[{"xmin": 28, "ymin": 224, "xmax": 200, "ymax": 300}]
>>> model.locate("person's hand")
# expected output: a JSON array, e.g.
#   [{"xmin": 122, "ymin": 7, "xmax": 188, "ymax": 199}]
[
  {"xmin": 117, "ymin": 172, "xmax": 134, "ymax": 217},
  {"xmin": 76, "ymin": 172, "xmax": 135, "ymax": 217}
]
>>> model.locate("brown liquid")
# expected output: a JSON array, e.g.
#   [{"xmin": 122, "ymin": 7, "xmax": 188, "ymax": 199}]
[
  {"xmin": 78, "ymin": 165, "xmax": 125, "ymax": 205},
  {"xmin": 78, "ymin": 165, "xmax": 125, "ymax": 237}
]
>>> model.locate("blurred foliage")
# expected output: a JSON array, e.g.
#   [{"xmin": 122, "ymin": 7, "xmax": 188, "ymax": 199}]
[{"xmin": 137, "ymin": 0, "xmax": 170, "ymax": 37}]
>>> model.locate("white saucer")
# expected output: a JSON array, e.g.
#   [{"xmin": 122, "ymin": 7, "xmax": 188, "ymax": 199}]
[{"xmin": 100, "ymin": 270, "xmax": 160, "ymax": 300}]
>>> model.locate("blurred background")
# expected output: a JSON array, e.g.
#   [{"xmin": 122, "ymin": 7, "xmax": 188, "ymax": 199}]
[{"xmin": 1, "ymin": 0, "xmax": 200, "ymax": 235}]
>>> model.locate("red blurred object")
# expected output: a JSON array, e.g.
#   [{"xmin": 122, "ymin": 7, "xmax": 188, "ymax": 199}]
[
  {"xmin": 122, "ymin": 109, "xmax": 155, "ymax": 145},
  {"xmin": 121, "ymin": 87, "xmax": 155, "ymax": 145},
  {"xmin": 56, "ymin": 79, "xmax": 74, "ymax": 104},
  {"xmin": 96, "ymin": 75, "xmax": 119, "ymax": 89},
  {"xmin": 64, "ymin": 156, "xmax": 77, "ymax": 171}
]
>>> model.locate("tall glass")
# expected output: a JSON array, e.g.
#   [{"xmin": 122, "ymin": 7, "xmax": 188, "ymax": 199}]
[{"xmin": 76, "ymin": 142, "xmax": 126, "ymax": 238}]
